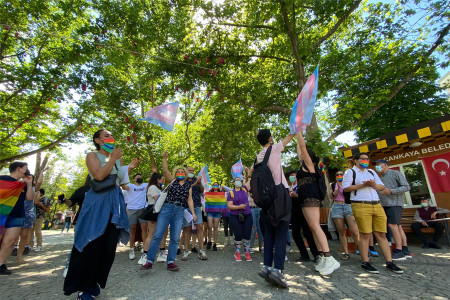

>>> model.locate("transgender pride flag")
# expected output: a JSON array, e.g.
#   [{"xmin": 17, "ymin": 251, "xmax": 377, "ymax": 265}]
[
  {"xmin": 140, "ymin": 102, "xmax": 180, "ymax": 131},
  {"xmin": 289, "ymin": 66, "xmax": 319, "ymax": 134},
  {"xmin": 231, "ymin": 159, "xmax": 244, "ymax": 179},
  {"xmin": 197, "ymin": 164, "xmax": 211, "ymax": 187}
]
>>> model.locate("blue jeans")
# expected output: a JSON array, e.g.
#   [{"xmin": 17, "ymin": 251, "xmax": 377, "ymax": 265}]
[
  {"xmin": 250, "ymin": 207, "xmax": 263, "ymax": 247},
  {"xmin": 263, "ymin": 212, "xmax": 288, "ymax": 270},
  {"xmin": 146, "ymin": 203, "xmax": 184, "ymax": 264},
  {"xmin": 229, "ymin": 214, "xmax": 253, "ymax": 241},
  {"xmin": 286, "ymin": 228, "xmax": 291, "ymax": 245}
]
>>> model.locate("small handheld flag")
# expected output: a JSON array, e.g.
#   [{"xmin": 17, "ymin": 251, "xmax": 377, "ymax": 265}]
[
  {"xmin": 197, "ymin": 164, "xmax": 211, "ymax": 187},
  {"xmin": 140, "ymin": 102, "xmax": 179, "ymax": 131},
  {"xmin": 231, "ymin": 159, "xmax": 244, "ymax": 179},
  {"xmin": 289, "ymin": 65, "xmax": 319, "ymax": 134}
]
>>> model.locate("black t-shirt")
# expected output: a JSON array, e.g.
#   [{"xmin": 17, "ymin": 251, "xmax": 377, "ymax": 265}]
[
  {"xmin": 69, "ymin": 185, "xmax": 90, "ymax": 224},
  {"xmin": 0, "ymin": 175, "xmax": 27, "ymax": 218},
  {"xmin": 187, "ymin": 178, "xmax": 202, "ymax": 207}
]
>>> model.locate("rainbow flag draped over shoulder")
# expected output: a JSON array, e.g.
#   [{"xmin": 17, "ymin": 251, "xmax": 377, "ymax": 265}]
[
  {"xmin": 204, "ymin": 192, "xmax": 228, "ymax": 213},
  {"xmin": 0, "ymin": 179, "xmax": 25, "ymax": 232},
  {"xmin": 289, "ymin": 65, "xmax": 319, "ymax": 134},
  {"xmin": 140, "ymin": 102, "xmax": 180, "ymax": 131}
]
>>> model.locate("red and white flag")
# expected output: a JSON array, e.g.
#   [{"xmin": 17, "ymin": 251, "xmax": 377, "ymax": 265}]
[{"xmin": 422, "ymin": 152, "xmax": 450, "ymax": 193}]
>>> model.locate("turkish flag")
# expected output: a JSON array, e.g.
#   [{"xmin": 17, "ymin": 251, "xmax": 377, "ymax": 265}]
[{"xmin": 422, "ymin": 152, "xmax": 450, "ymax": 193}]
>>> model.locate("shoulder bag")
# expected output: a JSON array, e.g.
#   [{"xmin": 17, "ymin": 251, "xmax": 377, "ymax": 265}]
[
  {"xmin": 90, "ymin": 163, "xmax": 119, "ymax": 193},
  {"xmin": 153, "ymin": 180, "xmax": 176, "ymax": 213}
]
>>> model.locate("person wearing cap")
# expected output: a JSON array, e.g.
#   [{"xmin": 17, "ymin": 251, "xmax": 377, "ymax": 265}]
[
  {"xmin": 375, "ymin": 159, "xmax": 411, "ymax": 261},
  {"xmin": 411, "ymin": 197, "xmax": 449, "ymax": 249},
  {"xmin": 343, "ymin": 153, "xmax": 403, "ymax": 274}
]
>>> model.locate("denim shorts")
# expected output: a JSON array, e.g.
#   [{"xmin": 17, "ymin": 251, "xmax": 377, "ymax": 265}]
[
  {"xmin": 207, "ymin": 212, "xmax": 222, "ymax": 219},
  {"xmin": 5, "ymin": 216, "xmax": 25, "ymax": 228},
  {"xmin": 331, "ymin": 203, "xmax": 353, "ymax": 219},
  {"xmin": 183, "ymin": 206, "xmax": 204, "ymax": 227}
]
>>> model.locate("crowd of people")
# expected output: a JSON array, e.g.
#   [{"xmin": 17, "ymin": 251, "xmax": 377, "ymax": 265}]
[{"xmin": 0, "ymin": 128, "xmax": 448, "ymax": 299}]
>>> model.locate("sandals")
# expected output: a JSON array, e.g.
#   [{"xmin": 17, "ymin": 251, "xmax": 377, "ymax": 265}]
[{"xmin": 341, "ymin": 253, "xmax": 350, "ymax": 261}]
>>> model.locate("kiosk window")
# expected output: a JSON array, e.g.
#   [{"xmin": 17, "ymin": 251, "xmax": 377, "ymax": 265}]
[{"xmin": 402, "ymin": 162, "xmax": 432, "ymax": 205}]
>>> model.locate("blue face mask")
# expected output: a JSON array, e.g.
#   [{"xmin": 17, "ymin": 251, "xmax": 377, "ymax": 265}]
[
  {"xmin": 289, "ymin": 176, "xmax": 296, "ymax": 183},
  {"xmin": 375, "ymin": 165, "xmax": 383, "ymax": 173}
]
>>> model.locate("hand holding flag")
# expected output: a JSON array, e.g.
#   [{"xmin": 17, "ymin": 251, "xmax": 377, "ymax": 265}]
[
  {"xmin": 231, "ymin": 159, "xmax": 244, "ymax": 179},
  {"xmin": 289, "ymin": 66, "xmax": 319, "ymax": 134}
]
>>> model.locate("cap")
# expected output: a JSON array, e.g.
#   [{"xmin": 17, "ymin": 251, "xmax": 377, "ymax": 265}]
[
  {"xmin": 418, "ymin": 196, "xmax": 430, "ymax": 201},
  {"xmin": 374, "ymin": 159, "xmax": 389, "ymax": 166}
]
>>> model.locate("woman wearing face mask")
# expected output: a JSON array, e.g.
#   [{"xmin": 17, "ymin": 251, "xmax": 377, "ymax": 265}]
[
  {"xmin": 296, "ymin": 131, "xmax": 340, "ymax": 276},
  {"xmin": 137, "ymin": 173, "xmax": 169, "ymax": 265},
  {"xmin": 141, "ymin": 151, "xmax": 196, "ymax": 272},
  {"xmin": 330, "ymin": 171, "xmax": 360, "ymax": 260},
  {"xmin": 206, "ymin": 182, "xmax": 222, "ymax": 251},
  {"xmin": 227, "ymin": 171, "xmax": 253, "ymax": 262},
  {"xmin": 64, "ymin": 129, "xmax": 131, "ymax": 300}
]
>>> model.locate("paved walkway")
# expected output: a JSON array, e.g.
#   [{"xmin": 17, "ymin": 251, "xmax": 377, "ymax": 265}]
[{"xmin": 1, "ymin": 229, "xmax": 449, "ymax": 299}]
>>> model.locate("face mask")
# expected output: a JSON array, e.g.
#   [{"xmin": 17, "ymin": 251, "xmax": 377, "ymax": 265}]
[
  {"xmin": 336, "ymin": 175, "xmax": 343, "ymax": 182},
  {"xmin": 235, "ymin": 181, "xmax": 243, "ymax": 188},
  {"xmin": 359, "ymin": 159, "xmax": 369, "ymax": 169},
  {"xmin": 212, "ymin": 185, "xmax": 219, "ymax": 189},
  {"xmin": 136, "ymin": 178, "xmax": 143, "ymax": 184},
  {"xmin": 101, "ymin": 138, "xmax": 115, "ymax": 153},
  {"xmin": 187, "ymin": 173, "xmax": 195, "ymax": 179},
  {"xmin": 421, "ymin": 202, "xmax": 428, "ymax": 208},
  {"xmin": 176, "ymin": 173, "xmax": 185, "ymax": 180},
  {"xmin": 159, "ymin": 182, "xmax": 164, "ymax": 187},
  {"xmin": 375, "ymin": 165, "xmax": 383, "ymax": 173},
  {"xmin": 289, "ymin": 176, "xmax": 296, "ymax": 183}
]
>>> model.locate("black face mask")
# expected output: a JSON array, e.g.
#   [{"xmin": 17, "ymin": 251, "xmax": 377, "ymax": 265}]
[
  {"xmin": 136, "ymin": 178, "xmax": 144, "ymax": 184},
  {"xmin": 24, "ymin": 169, "xmax": 31, "ymax": 176}
]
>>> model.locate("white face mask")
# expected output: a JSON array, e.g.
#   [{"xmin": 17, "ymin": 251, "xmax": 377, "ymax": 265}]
[
  {"xmin": 187, "ymin": 173, "xmax": 195, "ymax": 179},
  {"xmin": 235, "ymin": 181, "xmax": 243, "ymax": 188}
]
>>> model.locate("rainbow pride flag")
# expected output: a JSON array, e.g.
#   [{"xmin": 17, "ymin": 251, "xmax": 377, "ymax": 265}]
[
  {"xmin": 204, "ymin": 192, "xmax": 228, "ymax": 213},
  {"xmin": 0, "ymin": 179, "xmax": 25, "ymax": 232}
]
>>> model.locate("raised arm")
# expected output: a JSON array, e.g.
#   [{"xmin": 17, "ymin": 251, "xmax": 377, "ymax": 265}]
[
  {"xmin": 86, "ymin": 148, "xmax": 122, "ymax": 181},
  {"xmin": 34, "ymin": 167, "xmax": 48, "ymax": 191},
  {"xmin": 297, "ymin": 131, "xmax": 315, "ymax": 173},
  {"xmin": 282, "ymin": 134, "xmax": 296, "ymax": 147},
  {"xmin": 162, "ymin": 151, "xmax": 174, "ymax": 183},
  {"xmin": 128, "ymin": 158, "xmax": 142, "ymax": 175}
]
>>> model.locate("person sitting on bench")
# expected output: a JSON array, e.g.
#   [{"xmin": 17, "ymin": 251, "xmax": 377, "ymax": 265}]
[{"xmin": 411, "ymin": 196, "xmax": 448, "ymax": 249}]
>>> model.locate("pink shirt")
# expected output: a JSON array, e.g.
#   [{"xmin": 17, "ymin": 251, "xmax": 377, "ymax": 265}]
[
  {"xmin": 255, "ymin": 142, "xmax": 289, "ymax": 188},
  {"xmin": 332, "ymin": 183, "xmax": 345, "ymax": 201}
]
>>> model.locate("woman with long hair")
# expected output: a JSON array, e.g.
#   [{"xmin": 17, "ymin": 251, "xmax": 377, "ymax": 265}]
[
  {"xmin": 296, "ymin": 131, "xmax": 340, "ymax": 276},
  {"xmin": 137, "ymin": 173, "xmax": 169, "ymax": 265},
  {"xmin": 63, "ymin": 129, "xmax": 132, "ymax": 300},
  {"xmin": 140, "ymin": 151, "xmax": 196, "ymax": 272}
]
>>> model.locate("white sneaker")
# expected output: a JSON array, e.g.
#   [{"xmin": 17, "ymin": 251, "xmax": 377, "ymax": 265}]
[
  {"xmin": 156, "ymin": 250, "xmax": 167, "ymax": 262},
  {"xmin": 315, "ymin": 256, "xmax": 325, "ymax": 272},
  {"xmin": 138, "ymin": 253, "xmax": 147, "ymax": 265},
  {"xmin": 319, "ymin": 256, "xmax": 340, "ymax": 276},
  {"xmin": 286, "ymin": 245, "xmax": 292, "ymax": 253},
  {"xmin": 181, "ymin": 251, "xmax": 190, "ymax": 261},
  {"xmin": 198, "ymin": 250, "xmax": 208, "ymax": 260},
  {"xmin": 224, "ymin": 237, "xmax": 229, "ymax": 246},
  {"xmin": 35, "ymin": 246, "xmax": 42, "ymax": 252},
  {"xmin": 285, "ymin": 255, "xmax": 288, "ymax": 261},
  {"xmin": 129, "ymin": 249, "xmax": 135, "ymax": 260},
  {"xmin": 63, "ymin": 267, "xmax": 68, "ymax": 278}
]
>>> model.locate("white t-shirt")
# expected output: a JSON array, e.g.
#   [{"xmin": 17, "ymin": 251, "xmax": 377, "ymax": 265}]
[
  {"xmin": 147, "ymin": 185, "xmax": 161, "ymax": 205},
  {"xmin": 125, "ymin": 183, "xmax": 148, "ymax": 209},
  {"xmin": 342, "ymin": 166, "xmax": 384, "ymax": 201}
]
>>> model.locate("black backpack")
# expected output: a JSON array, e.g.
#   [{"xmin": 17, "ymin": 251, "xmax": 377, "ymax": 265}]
[
  {"xmin": 343, "ymin": 169, "xmax": 375, "ymax": 203},
  {"xmin": 302, "ymin": 161, "xmax": 327, "ymax": 201},
  {"xmin": 250, "ymin": 146, "xmax": 276, "ymax": 209}
]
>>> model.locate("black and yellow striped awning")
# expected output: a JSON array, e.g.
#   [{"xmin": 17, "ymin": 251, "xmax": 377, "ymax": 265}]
[{"xmin": 341, "ymin": 115, "xmax": 450, "ymax": 158}]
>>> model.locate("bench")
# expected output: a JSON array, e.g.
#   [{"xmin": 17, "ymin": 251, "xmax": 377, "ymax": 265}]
[{"xmin": 401, "ymin": 208, "xmax": 436, "ymax": 234}]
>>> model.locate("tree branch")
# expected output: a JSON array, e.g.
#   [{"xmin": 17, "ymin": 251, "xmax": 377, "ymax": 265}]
[
  {"xmin": 312, "ymin": 0, "xmax": 363, "ymax": 50},
  {"xmin": 219, "ymin": 54, "xmax": 291, "ymax": 63},
  {"xmin": 0, "ymin": 118, "xmax": 83, "ymax": 164},
  {"xmin": 326, "ymin": 22, "xmax": 450, "ymax": 142},
  {"xmin": 216, "ymin": 23, "xmax": 278, "ymax": 31},
  {"xmin": 4, "ymin": 36, "xmax": 48, "ymax": 103}
]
